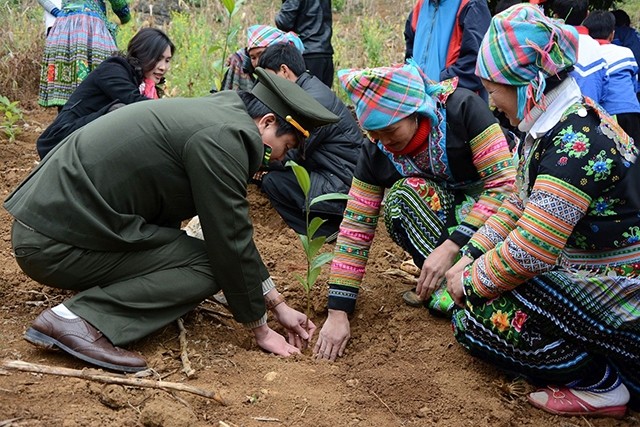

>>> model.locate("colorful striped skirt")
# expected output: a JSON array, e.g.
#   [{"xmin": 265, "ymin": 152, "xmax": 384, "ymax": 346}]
[
  {"xmin": 383, "ymin": 177, "xmax": 475, "ymax": 265},
  {"xmin": 453, "ymin": 270, "xmax": 640, "ymax": 401},
  {"xmin": 38, "ymin": 11, "xmax": 117, "ymax": 107}
]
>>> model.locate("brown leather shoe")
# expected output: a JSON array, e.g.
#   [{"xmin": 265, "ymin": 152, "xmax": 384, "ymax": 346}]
[{"xmin": 24, "ymin": 308, "xmax": 147, "ymax": 373}]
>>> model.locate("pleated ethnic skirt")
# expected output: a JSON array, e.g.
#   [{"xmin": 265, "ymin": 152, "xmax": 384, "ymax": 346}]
[{"xmin": 38, "ymin": 11, "xmax": 117, "ymax": 107}]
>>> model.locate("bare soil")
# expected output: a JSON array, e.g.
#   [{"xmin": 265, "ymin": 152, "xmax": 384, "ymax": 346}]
[{"xmin": 0, "ymin": 107, "xmax": 637, "ymax": 427}]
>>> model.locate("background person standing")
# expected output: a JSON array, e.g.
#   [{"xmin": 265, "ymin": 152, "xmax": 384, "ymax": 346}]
[{"xmin": 275, "ymin": 0, "xmax": 334, "ymax": 88}]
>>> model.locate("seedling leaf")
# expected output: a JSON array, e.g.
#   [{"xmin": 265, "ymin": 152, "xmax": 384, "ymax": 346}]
[
  {"xmin": 219, "ymin": 0, "xmax": 235, "ymax": 14},
  {"xmin": 307, "ymin": 237, "xmax": 325, "ymax": 259},
  {"xmin": 310, "ymin": 192, "xmax": 351, "ymax": 207},
  {"xmin": 310, "ymin": 252, "xmax": 334, "ymax": 271},
  {"xmin": 294, "ymin": 273, "xmax": 307, "ymax": 288},
  {"xmin": 285, "ymin": 160, "xmax": 310, "ymax": 197},
  {"xmin": 308, "ymin": 217, "xmax": 327, "ymax": 240},
  {"xmin": 308, "ymin": 267, "xmax": 322, "ymax": 288},
  {"xmin": 298, "ymin": 233, "xmax": 309, "ymax": 253}
]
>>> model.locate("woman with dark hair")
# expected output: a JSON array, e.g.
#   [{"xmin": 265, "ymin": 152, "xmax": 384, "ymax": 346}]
[
  {"xmin": 445, "ymin": 4, "xmax": 640, "ymax": 418},
  {"xmin": 36, "ymin": 27, "xmax": 175, "ymax": 159}
]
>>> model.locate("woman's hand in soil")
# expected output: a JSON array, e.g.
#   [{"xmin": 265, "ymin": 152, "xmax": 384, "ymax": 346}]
[
  {"xmin": 445, "ymin": 255, "xmax": 473, "ymax": 307},
  {"xmin": 416, "ymin": 239, "xmax": 460, "ymax": 300},
  {"xmin": 271, "ymin": 303, "xmax": 317, "ymax": 350},
  {"xmin": 313, "ymin": 309, "xmax": 350, "ymax": 361},
  {"xmin": 252, "ymin": 324, "xmax": 301, "ymax": 356}
]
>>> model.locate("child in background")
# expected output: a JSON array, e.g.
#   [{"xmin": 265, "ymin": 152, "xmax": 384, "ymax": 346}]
[{"xmin": 584, "ymin": 10, "xmax": 640, "ymax": 143}]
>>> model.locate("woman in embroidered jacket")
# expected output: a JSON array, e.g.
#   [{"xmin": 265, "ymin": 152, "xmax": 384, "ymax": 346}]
[
  {"xmin": 445, "ymin": 4, "xmax": 640, "ymax": 418},
  {"xmin": 313, "ymin": 60, "xmax": 516, "ymax": 359}
]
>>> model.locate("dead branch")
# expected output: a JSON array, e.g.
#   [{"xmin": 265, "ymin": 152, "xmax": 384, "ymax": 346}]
[
  {"xmin": 370, "ymin": 390, "xmax": 404, "ymax": 426},
  {"xmin": 1, "ymin": 360, "xmax": 226, "ymax": 405},
  {"xmin": 381, "ymin": 268, "xmax": 417, "ymax": 284},
  {"xmin": 199, "ymin": 304, "xmax": 233, "ymax": 318},
  {"xmin": 251, "ymin": 417, "xmax": 281, "ymax": 422},
  {"xmin": 176, "ymin": 318, "xmax": 196, "ymax": 378},
  {"xmin": 400, "ymin": 259, "xmax": 420, "ymax": 276},
  {"xmin": 0, "ymin": 418, "xmax": 24, "ymax": 427}
]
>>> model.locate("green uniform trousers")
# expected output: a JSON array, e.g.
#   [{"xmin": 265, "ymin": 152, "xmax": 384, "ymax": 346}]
[{"xmin": 11, "ymin": 220, "xmax": 219, "ymax": 345}]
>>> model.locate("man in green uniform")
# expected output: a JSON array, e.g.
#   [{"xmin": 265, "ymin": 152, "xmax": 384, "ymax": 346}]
[{"xmin": 4, "ymin": 68, "xmax": 339, "ymax": 372}]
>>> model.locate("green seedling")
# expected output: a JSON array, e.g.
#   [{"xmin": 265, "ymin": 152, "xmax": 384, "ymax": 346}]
[
  {"xmin": 0, "ymin": 95, "xmax": 23, "ymax": 143},
  {"xmin": 213, "ymin": 0, "xmax": 244, "ymax": 92},
  {"xmin": 286, "ymin": 160, "xmax": 351, "ymax": 317}
]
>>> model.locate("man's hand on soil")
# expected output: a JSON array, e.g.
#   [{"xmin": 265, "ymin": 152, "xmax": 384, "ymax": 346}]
[
  {"xmin": 272, "ymin": 303, "xmax": 316, "ymax": 350},
  {"xmin": 252, "ymin": 324, "xmax": 301, "ymax": 356}
]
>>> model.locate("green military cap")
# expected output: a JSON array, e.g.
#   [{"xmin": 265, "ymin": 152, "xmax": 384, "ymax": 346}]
[{"xmin": 252, "ymin": 67, "xmax": 339, "ymax": 137}]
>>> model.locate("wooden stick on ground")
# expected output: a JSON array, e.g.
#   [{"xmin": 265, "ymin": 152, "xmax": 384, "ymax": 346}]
[
  {"xmin": 176, "ymin": 318, "xmax": 196, "ymax": 378},
  {"xmin": 1, "ymin": 360, "xmax": 226, "ymax": 405}
]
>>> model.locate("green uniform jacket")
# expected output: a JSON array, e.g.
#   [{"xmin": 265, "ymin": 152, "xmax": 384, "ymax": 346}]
[{"xmin": 4, "ymin": 92, "xmax": 271, "ymax": 324}]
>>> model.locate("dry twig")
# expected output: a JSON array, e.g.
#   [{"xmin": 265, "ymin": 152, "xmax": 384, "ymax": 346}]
[
  {"xmin": 251, "ymin": 417, "xmax": 280, "ymax": 422},
  {"xmin": 400, "ymin": 259, "xmax": 420, "ymax": 276},
  {"xmin": 382, "ymin": 268, "xmax": 417, "ymax": 284},
  {"xmin": 493, "ymin": 378, "xmax": 529, "ymax": 402},
  {"xmin": 176, "ymin": 318, "xmax": 196, "ymax": 378},
  {"xmin": 199, "ymin": 304, "xmax": 234, "ymax": 319},
  {"xmin": 1, "ymin": 360, "xmax": 226, "ymax": 405},
  {"xmin": 370, "ymin": 390, "xmax": 404, "ymax": 426},
  {"xmin": 0, "ymin": 418, "xmax": 24, "ymax": 427}
]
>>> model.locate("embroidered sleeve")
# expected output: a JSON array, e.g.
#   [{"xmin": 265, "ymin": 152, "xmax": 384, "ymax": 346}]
[
  {"xmin": 467, "ymin": 175, "xmax": 591, "ymax": 302},
  {"xmin": 466, "ymin": 104, "xmax": 633, "ymax": 303},
  {"xmin": 327, "ymin": 177, "xmax": 384, "ymax": 313},
  {"xmin": 460, "ymin": 193, "xmax": 524, "ymax": 259},
  {"xmin": 449, "ymin": 123, "xmax": 516, "ymax": 247}
]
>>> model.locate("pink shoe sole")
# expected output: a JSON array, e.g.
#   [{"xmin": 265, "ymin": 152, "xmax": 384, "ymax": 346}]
[{"xmin": 527, "ymin": 387, "xmax": 627, "ymax": 419}]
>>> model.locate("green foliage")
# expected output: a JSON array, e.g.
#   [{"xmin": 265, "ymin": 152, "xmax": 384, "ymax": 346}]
[
  {"xmin": 361, "ymin": 17, "xmax": 387, "ymax": 68},
  {"xmin": 333, "ymin": 0, "xmax": 346, "ymax": 13},
  {"xmin": 0, "ymin": 95, "xmax": 24, "ymax": 143},
  {"xmin": 286, "ymin": 160, "xmax": 350, "ymax": 316},
  {"xmin": 0, "ymin": 2, "xmax": 43, "ymax": 104},
  {"xmin": 115, "ymin": 0, "xmax": 244, "ymax": 97},
  {"xmin": 214, "ymin": 0, "xmax": 245, "ymax": 92},
  {"xmin": 1, "ymin": 0, "xmax": 419, "ymax": 103}
]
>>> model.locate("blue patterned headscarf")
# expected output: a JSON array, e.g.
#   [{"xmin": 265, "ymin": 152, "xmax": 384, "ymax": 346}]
[
  {"xmin": 337, "ymin": 60, "xmax": 440, "ymax": 130},
  {"xmin": 476, "ymin": 4, "xmax": 578, "ymax": 119}
]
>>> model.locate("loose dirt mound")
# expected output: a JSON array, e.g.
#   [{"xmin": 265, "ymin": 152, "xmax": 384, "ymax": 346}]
[{"xmin": 0, "ymin": 107, "xmax": 637, "ymax": 427}]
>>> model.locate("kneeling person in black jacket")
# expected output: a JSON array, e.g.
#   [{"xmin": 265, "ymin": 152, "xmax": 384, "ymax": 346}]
[{"xmin": 257, "ymin": 43, "xmax": 367, "ymax": 240}]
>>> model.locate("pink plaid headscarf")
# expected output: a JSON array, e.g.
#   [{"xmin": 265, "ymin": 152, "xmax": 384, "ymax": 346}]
[
  {"xmin": 246, "ymin": 25, "xmax": 304, "ymax": 53},
  {"xmin": 338, "ymin": 60, "xmax": 439, "ymax": 130}
]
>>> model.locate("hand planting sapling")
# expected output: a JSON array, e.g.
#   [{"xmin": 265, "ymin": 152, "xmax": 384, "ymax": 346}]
[{"xmin": 285, "ymin": 160, "xmax": 350, "ymax": 318}]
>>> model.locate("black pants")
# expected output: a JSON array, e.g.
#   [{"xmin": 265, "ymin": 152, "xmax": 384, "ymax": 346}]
[
  {"xmin": 303, "ymin": 54, "xmax": 334, "ymax": 88},
  {"xmin": 261, "ymin": 170, "xmax": 344, "ymax": 237}
]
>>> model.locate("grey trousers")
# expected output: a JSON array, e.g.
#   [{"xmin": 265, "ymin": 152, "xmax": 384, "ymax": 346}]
[{"xmin": 11, "ymin": 220, "xmax": 219, "ymax": 345}]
